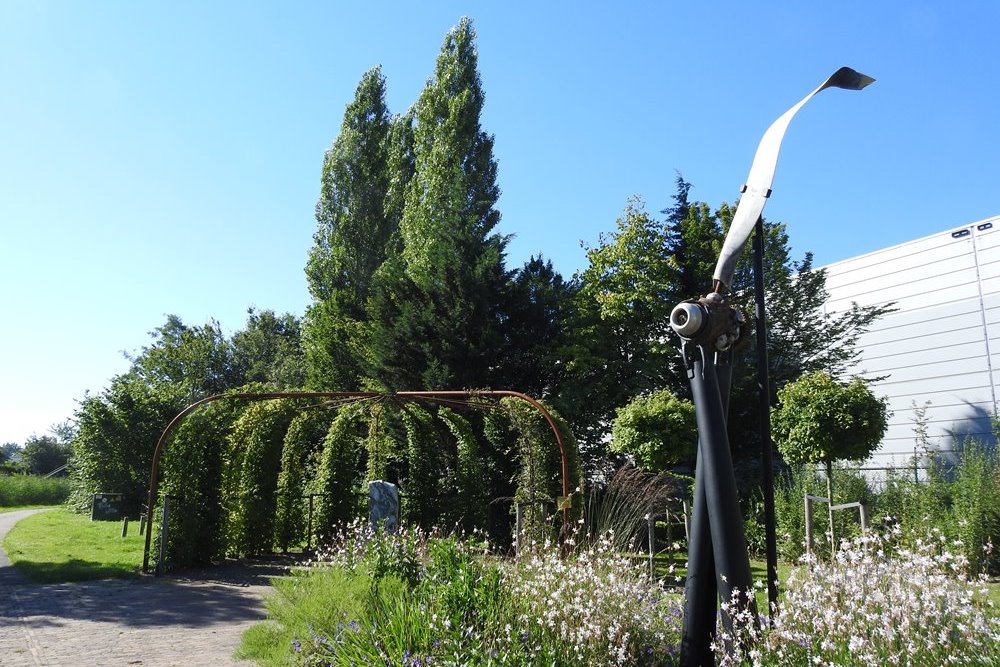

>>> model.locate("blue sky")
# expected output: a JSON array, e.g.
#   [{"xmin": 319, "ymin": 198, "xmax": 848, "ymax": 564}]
[{"xmin": 2, "ymin": 2, "xmax": 998, "ymax": 445}]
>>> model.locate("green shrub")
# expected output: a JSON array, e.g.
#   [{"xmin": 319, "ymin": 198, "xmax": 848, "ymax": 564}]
[
  {"xmin": 275, "ymin": 409, "xmax": 332, "ymax": 552},
  {"xmin": 312, "ymin": 407, "xmax": 365, "ymax": 541},
  {"xmin": 874, "ymin": 439, "xmax": 1000, "ymax": 576},
  {"xmin": 0, "ymin": 475, "xmax": 70, "ymax": 507},
  {"xmin": 158, "ymin": 398, "xmax": 241, "ymax": 569},
  {"xmin": 610, "ymin": 390, "xmax": 696, "ymax": 471},
  {"xmin": 222, "ymin": 399, "xmax": 297, "ymax": 556}
]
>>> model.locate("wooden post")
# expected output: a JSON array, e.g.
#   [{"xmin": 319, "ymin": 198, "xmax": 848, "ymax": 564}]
[
  {"xmin": 859, "ymin": 501, "xmax": 868, "ymax": 533},
  {"xmin": 121, "ymin": 517, "xmax": 129, "ymax": 538},
  {"xmin": 139, "ymin": 513, "xmax": 146, "ymax": 536}
]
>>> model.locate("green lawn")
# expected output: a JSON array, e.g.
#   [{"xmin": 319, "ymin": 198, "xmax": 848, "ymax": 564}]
[{"xmin": 2, "ymin": 508, "xmax": 146, "ymax": 582}]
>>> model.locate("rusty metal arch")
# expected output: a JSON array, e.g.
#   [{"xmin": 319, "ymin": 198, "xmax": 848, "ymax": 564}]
[{"xmin": 142, "ymin": 389, "xmax": 573, "ymax": 573}]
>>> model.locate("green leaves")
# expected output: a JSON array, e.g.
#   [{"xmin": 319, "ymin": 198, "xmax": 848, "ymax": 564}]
[
  {"xmin": 771, "ymin": 371, "xmax": 890, "ymax": 465},
  {"xmin": 610, "ymin": 390, "xmax": 697, "ymax": 471}
]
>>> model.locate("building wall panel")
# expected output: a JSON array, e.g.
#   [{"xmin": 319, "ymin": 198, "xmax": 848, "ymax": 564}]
[{"xmin": 820, "ymin": 216, "xmax": 1000, "ymax": 465}]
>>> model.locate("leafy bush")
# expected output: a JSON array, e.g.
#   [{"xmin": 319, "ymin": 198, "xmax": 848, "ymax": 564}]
[
  {"xmin": 610, "ymin": 390, "xmax": 696, "ymax": 471},
  {"xmin": 771, "ymin": 372, "xmax": 889, "ymax": 466},
  {"xmin": 874, "ymin": 439, "xmax": 1000, "ymax": 576},
  {"xmin": 157, "ymin": 398, "xmax": 244, "ymax": 569},
  {"xmin": 275, "ymin": 409, "xmax": 333, "ymax": 552},
  {"xmin": 718, "ymin": 528, "xmax": 1000, "ymax": 666},
  {"xmin": 312, "ymin": 407, "xmax": 365, "ymax": 541},
  {"xmin": 222, "ymin": 399, "xmax": 297, "ymax": 555},
  {"xmin": 0, "ymin": 475, "xmax": 70, "ymax": 507}
]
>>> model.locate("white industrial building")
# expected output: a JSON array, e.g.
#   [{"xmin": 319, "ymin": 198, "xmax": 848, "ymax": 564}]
[{"xmin": 820, "ymin": 214, "xmax": 1000, "ymax": 472}]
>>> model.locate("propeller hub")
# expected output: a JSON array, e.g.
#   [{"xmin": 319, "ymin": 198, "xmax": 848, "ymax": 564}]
[
  {"xmin": 670, "ymin": 302, "xmax": 705, "ymax": 338},
  {"xmin": 670, "ymin": 295, "xmax": 747, "ymax": 351}
]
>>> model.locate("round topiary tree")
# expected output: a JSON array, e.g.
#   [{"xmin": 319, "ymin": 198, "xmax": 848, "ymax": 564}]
[
  {"xmin": 610, "ymin": 390, "xmax": 697, "ymax": 471},
  {"xmin": 771, "ymin": 371, "xmax": 889, "ymax": 552}
]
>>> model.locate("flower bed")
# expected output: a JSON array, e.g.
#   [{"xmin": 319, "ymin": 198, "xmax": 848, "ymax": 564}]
[{"xmin": 240, "ymin": 520, "xmax": 999, "ymax": 666}]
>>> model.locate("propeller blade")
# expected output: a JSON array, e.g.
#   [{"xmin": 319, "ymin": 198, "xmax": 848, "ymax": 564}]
[{"xmin": 712, "ymin": 67, "xmax": 874, "ymax": 292}]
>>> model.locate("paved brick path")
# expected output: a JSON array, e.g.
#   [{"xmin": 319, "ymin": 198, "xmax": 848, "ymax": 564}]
[{"xmin": 0, "ymin": 509, "xmax": 285, "ymax": 667}]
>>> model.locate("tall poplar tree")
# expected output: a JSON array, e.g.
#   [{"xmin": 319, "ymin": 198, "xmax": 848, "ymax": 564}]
[
  {"xmin": 367, "ymin": 18, "xmax": 506, "ymax": 391},
  {"xmin": 304, "ymin": 67, "xmax": 394, "ymax": 390}
]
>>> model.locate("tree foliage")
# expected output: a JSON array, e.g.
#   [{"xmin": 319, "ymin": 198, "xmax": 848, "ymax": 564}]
[
  {"xmin": 562, "ymin": 177, "xmax": 892, "ymax": 469},
  {"xmin": 223, "ymin": 398, "xmax": 298, "ymax": 556},
  {"xmin": 771, "ymin": 371, "xmax": 889, "ymax": 466},
  {"xmin": 17, "ymin": 435, "xmax": 72, "ymax": 476},
  {"xmin": 610, "ymin": 391, "xmax": 696, "ymax": 471},
  {"xmin": 366, "ymin": 18, "xmax": 507, "ymax": 392},
  {"xmin": 70, "ymin": 376, "xmax": 187, "ymax": 515},
  {"xmin": 304, "ymin": 67, "xmax": 395, "ymax": 391}
]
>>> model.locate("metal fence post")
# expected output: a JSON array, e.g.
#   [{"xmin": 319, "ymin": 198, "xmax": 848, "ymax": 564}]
[
  {"xmin": 647, "ymin": 514, "xmax": 656, "ymax": 580},
  {"xmin": 307, "ymin": 494, "xmax": 314, "ymax": 552},
  {"xmin": 515, "ymin": 502, "xmax": 523, "ymax": 560},
  {"xmin": 156, "ymin": 495, "xmax": 170, "ymax": 576},
  {"xmin": 804, "ymin": 492, "xmax": 813, "ymax": 557},
  {"xmin": 682, "ymin": 499, "xmax": 690, "ymax": 542}
]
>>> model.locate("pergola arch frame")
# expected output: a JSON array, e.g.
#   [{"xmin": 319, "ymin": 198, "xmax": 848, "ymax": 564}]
[{"xmin": 141, "ymin": 389, "xmax": 573, "ymax": 573}]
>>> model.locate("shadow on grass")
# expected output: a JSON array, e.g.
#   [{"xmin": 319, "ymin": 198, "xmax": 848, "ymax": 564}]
[{"xmin": 13, "ymin": 557, "xmax": 138, "ymax": 584}]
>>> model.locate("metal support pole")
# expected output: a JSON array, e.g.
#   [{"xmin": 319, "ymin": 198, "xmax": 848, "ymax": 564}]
[
  {"xmin": 804, "ymin": 493, "xmax": 814, "ymax": 556},
  {"xmin": 515, "ymin": 502, "xmax": 523, "ymax": 559},
  {"xmin": 647, "ymin": 514, "xmax": 656, "ymax": 580},
  {"xmin": 682, "ymin": 499, "xmax": 690, "ymax": 542},
  {"xmin": 753, "ymin": 217, "xmax": 780, "ymax": 617}
]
